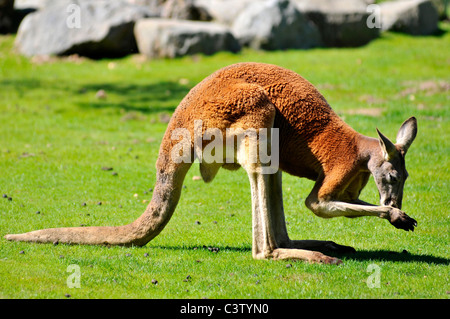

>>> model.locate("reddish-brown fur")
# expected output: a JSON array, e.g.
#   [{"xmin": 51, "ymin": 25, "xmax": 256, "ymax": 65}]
[
  {"xmin": 162, "ymin": 62, "xmax": 358, "ymax": 177},
  {"xmin": 161, "ymin": 62, "xmax": 361, "ymax": 198}
]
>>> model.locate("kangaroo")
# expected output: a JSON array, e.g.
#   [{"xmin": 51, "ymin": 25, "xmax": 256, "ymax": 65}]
[{"xmin": 5, "ymin": 63, "xmax": 417, "ymax": 264}]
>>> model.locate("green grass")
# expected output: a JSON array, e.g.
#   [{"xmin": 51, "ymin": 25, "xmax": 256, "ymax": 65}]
[{"xmin": 0, "ymin": 24, "xmax": 449, "ymax": 299}]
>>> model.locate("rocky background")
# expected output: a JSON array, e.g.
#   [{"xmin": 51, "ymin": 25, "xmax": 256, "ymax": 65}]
[{"xmin": 1, "ymin": 0, "xmax": 447, "ymax": 59}]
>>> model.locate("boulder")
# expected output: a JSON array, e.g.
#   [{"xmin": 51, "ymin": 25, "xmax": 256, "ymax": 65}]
[
  {"xmin": 379, "ymin": 0, "xmax": 439, "ymax": 35},
  {"xmin": 161, "ymin": 0, "xmax": 212, "ymax": 21},
  {"xmin": 13, "ymin": 0, "xmax": 50, "ymax": 10},
  {"xmin": 0, "ymin": 0, "xmax": 15, "ymax": 34},
  {"xmin": 15, "ymin": 0, "xmax": 156, "ymax": 58},
  {"xmin": 293, "ymin": 0, "xmax": 380, "ymax": 47},
  {"xmin": 231, "ymin": 0, "xmax": 322, "ymax": 50},
  {"xmin": 14, "ymin": 0, "xmax": 164, "ymax": 11},
  {"xmin": 134, "ymin": 18, "xmax": 241, "ymax": 58},
  {"xmin": 194, "ymin": 0, "xmax": 254, "ymax": 26}
]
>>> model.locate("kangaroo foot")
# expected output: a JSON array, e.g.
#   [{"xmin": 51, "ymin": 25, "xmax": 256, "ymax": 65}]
[{"xmin": 272, "ymin": 248, "xmax": 342, "ymax": 265}]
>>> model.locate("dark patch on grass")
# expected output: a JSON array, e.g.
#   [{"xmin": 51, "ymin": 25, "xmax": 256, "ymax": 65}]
[
  {"xmin": 77, "ymin": 81, "xmax": 191, "ymax": 114},
  {"xmin": 343, "ymin": 249, "xmax": 450, "ymax": 265},
  {"xmin": 149, "ymin": 244, "xmax": 251, "ymax": 253},
  {"xmin": 148, "ymin": 245, "xmax": 449, "ymax": 265}
]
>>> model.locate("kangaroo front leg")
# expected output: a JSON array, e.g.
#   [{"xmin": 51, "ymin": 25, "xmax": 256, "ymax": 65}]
[{"xmin": 306, "ymin": 194, "xmax": 417, "ymax": 231}]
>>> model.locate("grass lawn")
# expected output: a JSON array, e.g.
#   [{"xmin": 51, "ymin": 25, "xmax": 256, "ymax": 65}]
[{"xmin": 0, "ymin": 23, "xmax": 449, "ymax": 299}]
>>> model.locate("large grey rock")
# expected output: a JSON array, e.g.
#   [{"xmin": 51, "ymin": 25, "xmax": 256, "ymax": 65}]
[
  {"xmin": 194, "ymin": 0, "xmax": 254, "ymax": 26},
  {"xmin": 14, "ymin": 0, "xmax": 164, "ymax": 11},
  {"xmin": 293, "ymin": 0, "xmax": 380, "ymax": 47},
  {"xmin": 134, "ymin": 18, "xmax": 241, "ymax": 58},
  {"xmin": 232, "ymin": 0, "xmax": 322, "ymax": 50},
  {"xmin": 15, "ymin": 0, "xmax": 156, "ymax": 58},
  {"xmin": 161, "ymin": 0, "xmax": 212, "ymax": 21},
  {"xmin": 379, "ymin": 0, "xmax": 439, "ymax": 35},
  {"xmin": 13, "ymin": 0, "xmax": 50, "ymax": 10},
  {"xmin": 125, "ymin": 0, "xmax": 166, "ymax": 16}
]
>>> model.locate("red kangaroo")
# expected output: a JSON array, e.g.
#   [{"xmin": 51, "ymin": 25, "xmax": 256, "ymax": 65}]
[{"xmin": 5, "ymin": 63, "xmax": 418, "ymax": 264}]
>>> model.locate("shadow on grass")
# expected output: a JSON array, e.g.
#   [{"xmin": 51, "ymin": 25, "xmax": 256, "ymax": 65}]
[
  {"xmin": 338, "ymin": 249, "xmax": 449, "ymax": 265},
  {"xmin": 0, "ymin": 78, "xmax": 191, "ymax": 115},
  {"xmin": 150, "ymin": 244, "xmax": 251, "ymax": 253},
  {"xmin": 149, "ymin": 245, "xmax": 449, "ymax": 265},
  {"xmin": 77, "ymin": 82, "xmax": 191, "ymax": 114},
  {"xmin": 387, "ymin": 28, "xmax": 448, "ymax": 39}
]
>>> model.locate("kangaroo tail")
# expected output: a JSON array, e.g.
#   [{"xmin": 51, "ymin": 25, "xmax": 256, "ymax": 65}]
[{"xmin": 4, "ymin": 149, "xmax": 191, "ymax": 247}]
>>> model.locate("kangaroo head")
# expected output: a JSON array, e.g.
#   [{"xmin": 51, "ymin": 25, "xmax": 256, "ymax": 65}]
[{"xmin": 369, "ymin": 117, "xmax": 417, "ymax": 209}]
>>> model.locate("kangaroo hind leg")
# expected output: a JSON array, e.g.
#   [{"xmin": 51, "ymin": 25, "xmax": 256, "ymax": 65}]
[
  {"xmin": 231, "ymin": 96, "xmax": 342, "ymax": 264},
  {"xmin": 244, "ymin": 167, "xmax": 343, "ymax": 265}
]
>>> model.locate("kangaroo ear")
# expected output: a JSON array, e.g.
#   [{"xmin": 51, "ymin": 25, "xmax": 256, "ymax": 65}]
[
  {"xmin": 377, "ymin": 128, "xmax": 397, "ymax": 161},
  {"xmin": 396, "ymin": 116, "xmax": 417, "ymax": 154}
]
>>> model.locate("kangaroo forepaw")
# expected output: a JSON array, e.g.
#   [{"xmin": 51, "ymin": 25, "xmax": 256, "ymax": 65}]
[{"xmin": 389, "ymin": 208, "xmax": 417, "ymax": 231}]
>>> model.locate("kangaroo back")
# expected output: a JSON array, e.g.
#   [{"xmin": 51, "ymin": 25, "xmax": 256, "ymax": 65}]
[{"xmin": 204, "ymin": 62, "xmax": 359, "ymax": 180}]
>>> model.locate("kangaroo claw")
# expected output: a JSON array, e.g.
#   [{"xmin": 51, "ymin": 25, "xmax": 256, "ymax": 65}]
[{"xmin": 389, "ymin": 208, "xmax": 417, "ymax": 231}]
